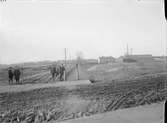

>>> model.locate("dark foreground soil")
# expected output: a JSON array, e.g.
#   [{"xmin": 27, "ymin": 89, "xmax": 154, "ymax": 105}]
[{"xmin": 0, "ymin": 73, "xmax": 167, "ymax": 123}]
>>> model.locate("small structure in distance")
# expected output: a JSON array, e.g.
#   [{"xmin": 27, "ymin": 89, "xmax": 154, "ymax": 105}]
[
  {"xmin": 99, "ymin": 56, "xmax": 116, "ymax": 64},
  {"xmin": 117, "ymin": 54, "xmax": 154, "ymax": 63}
]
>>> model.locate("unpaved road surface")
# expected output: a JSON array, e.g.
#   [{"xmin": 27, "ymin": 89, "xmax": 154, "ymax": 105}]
[
  {"xmin": 67, "ymin": 65, "xmax": 90, "ymax": 81},
  {"xmin": 0, "ymin": 80, "xmax": 91, "ymax": 93}
]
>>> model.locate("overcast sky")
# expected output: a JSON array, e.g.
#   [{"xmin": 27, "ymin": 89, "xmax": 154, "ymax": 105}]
[{"xmin": 0, "ymin": 0, "xmax": 166, "ymax": 64}]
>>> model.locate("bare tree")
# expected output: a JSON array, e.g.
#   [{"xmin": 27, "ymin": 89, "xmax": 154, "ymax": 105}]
[
  {"xmin": 75, "ymin": 51, "xmax": 84, "ymax": 80},
  {"xmin": 76, "ymin": 51, "xmax": 84, "ymax": 64}
]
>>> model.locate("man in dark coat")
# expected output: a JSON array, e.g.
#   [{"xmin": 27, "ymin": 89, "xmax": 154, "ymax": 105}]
[
  {"xmin": 8, "ymin": 67, "xmax": 14, "ymax": 84},
  {"xmin": 55, "ymin": 65, "xmax": 60, "ymax": 78},
  {"xmin": 50, "ymin": 66, "xmax": 57, "ymax": 81},
  {"xmin": 14, "ymin": 68, "xmax": 21, "ymax": 84},
  {"xmin": 60, "ymin": 64, "xmax": 65, "ymax": 81}
]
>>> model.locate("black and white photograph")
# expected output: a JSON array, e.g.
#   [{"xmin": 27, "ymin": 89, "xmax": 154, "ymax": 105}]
[{"xmin": 0, "ymin": 0, "xmax": 166, "ymax": 123}]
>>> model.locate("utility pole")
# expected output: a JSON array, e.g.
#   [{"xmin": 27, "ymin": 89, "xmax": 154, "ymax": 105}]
[
  {"xmin": 64, "ymin": 48, "xmax": 67, "ymax": 81},
  {"xmin": 76, "ymin": 63, "xmax": 79, "ymax": 80},
  {"xmin": 65, "ymin": 48, "xmax": 67, "ymax": 65},
  {"xmin": 126, "ymin": 44, "xmax": 129, "ymax": 56},
  {"xmin": 21, "ymin": 66, "xmax": 24, "ymax": 84}
]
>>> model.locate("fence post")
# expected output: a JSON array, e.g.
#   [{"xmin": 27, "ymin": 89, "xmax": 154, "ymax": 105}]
[
  {"xmin": 76, "ymin": 64, "xmax": 79, "ymax": 80},
  {"xmin": 21, "ymin": 67, "xmax": 23, "ymax": 84},
  {"xmin": 64, "ymin": 69, "xmax": 66, "ymax": 81}
]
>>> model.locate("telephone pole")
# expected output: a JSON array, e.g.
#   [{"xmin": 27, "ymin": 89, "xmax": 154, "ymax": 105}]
[
  {"xmin": 64, "ymin": 48, "xmax": 67, "ymax": 66},
  {"xmin": 126, "ymin": 44, "xmax": 129, "ymax": 56},
  {"xmin": 64, "ymin": 48, "xmax": 67, "ymax": 81},
  {"xmin": 76, "ymin": 63, "xmax": 79, "ymax": 80}
]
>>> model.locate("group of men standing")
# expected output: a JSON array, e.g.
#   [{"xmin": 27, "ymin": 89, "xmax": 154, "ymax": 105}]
[
  {"xmin": 8, "ymin": 67, "xmax": 21, "ymax": 84},
  {"xmin": 7, "ymin": 64, "xmax": 66, "ymax": 85},
  {"xmin": 50, "ymin": 64, "xmax": 66, "ymax": 81}
]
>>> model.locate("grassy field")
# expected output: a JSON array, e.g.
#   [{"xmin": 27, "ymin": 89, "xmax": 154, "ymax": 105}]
[
  {"xmin": 86, "ymin": 61, "xmax": 167, "ymax": 82},
  {"xmin": 0, "ymin": 61, "xmax": 167, "ymax": 123}
]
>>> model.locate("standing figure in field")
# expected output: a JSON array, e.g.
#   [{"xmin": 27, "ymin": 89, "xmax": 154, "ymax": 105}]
[
  {"xmin": 55, "ymin": 65, "xmax": 60, "ymax": 78},
  {"xmin": 8, "ymin": 67, "xmax": 14, "ymax": 84},
  {"xmin": 14, "ymin": 68, "xmax": 21, "ymax": 84},
  {"xmin": 50, "ymin": 66, "xmax": 57, "ymax": 81},
  {"xmin": 60, "ymin": 64, "xmax": 65, "ymax": 81}
]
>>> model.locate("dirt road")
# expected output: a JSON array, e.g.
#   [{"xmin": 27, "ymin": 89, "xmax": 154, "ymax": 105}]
[
  {"xmin": 66, "ymin": 64, "xmax": 90, "ymax": 81},
  {"xmin": 0, "ymin": 80, "xmax": 91, "ymax": 93}
]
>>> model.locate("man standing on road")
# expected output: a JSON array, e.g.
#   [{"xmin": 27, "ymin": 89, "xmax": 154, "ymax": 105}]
[
  {"xmin": 8, "ymin": 67, "xmax": 14, "ymax": 84},
  {"xmin": 50, "ymin": 65, "xmax": 56, "ymax": 81},
  {"xmin": 76, "ymin": 63, "xmax": 79, "ymax": 80},
  {"xmin": 60, "ymin": 64, "xmax": 65, "ymax": 81},
  {"xmin": 14, "ymin": 68, "xmax": 21, "ymax": 84}
]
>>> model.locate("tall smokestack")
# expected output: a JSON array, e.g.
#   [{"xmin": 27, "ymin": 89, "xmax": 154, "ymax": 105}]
[{"xmin": 127, "ymin": 44, "xmax": 129, "ymax": 56}]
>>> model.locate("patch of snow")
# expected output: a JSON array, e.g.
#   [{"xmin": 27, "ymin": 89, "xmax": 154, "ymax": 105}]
[
  {"xmin": 106, "ymin": 68, "xmax": 120, "ymax": 72},
  {"xmin": 87, "ymin": 65, "xmax": 99, "ymax": 71}
]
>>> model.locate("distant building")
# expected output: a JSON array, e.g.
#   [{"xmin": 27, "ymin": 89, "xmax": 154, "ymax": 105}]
[
  {"xmin": 117, "ymin": 54, "xmax": 153, "ymax": 63},
  {"xmin": 82, "ymin": 59, "xmax": 98, "ymax": 64},
  {"xmin": 153, "ymin": 56, "xmax": 167, "ymax": 62},
  {"xmin": 99, "ymin": 56, "xmax": 116, "ymax": 64},
  {"xmin": 57, "ymin": 59, "xmax": 98, "ymax": 64}
]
